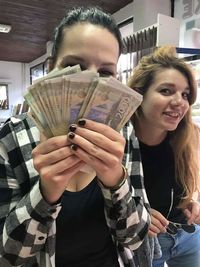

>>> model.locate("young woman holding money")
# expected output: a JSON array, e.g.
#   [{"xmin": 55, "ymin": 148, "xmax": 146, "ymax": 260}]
[
  {"xmin": 0, "ymin": 6, "xmax": 151, "ymax": 267},
  {"xmin": 128, "ymin": 46, "xmax": 200, "ymax": 267}
]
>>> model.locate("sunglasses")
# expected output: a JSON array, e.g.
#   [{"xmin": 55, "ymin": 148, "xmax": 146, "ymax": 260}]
[
  {"xmin": 166, "ymin": 221, "xmax": 195, "ymax": 235},
  {"xmin": 165, "ymin": 189, "xmax": 196, "ymax": 236}
]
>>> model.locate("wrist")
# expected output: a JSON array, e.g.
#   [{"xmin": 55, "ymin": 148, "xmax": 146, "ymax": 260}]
[
  {"xmin": 98, "ymin": 165, "xmax": 128, "ymax": 191},
  {"xmin": 39, "ymin": 180, "xmax": 62, "ymax": 205}
]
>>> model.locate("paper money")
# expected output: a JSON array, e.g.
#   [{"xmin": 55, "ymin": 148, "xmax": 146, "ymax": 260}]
[
  {"xmin": 33, "ymin": 65, "xmax": 81, "ymax": 84},
  {"xmin": 24, "ymin": 84, "xmax": 54, "ymax": 137},
  {"xmin": 24, "ymin": 65, "xmax": 82, "ymax": 136},
  {"xmin": 24, "ymin": 65, "xmax": 143, "ymax": 137},
  {"xmin": 67, "ymin": 71, "xmax": 99, "ymax": 126},
  {"xmin": 82, "ymin": 77, "xmax": 142, "ymax": 131}
]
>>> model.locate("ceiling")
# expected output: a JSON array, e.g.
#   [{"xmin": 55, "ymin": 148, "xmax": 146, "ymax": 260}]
[{"xmin": 0, "ymin": 0, "xmax": 132, "ymax": 63}]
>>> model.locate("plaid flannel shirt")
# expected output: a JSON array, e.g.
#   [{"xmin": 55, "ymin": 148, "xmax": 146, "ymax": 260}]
[{"xmin": 0, "ymin": 114, "xmax": 151, "ymax": 267}]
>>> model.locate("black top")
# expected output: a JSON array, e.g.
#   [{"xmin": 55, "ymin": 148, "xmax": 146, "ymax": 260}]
[
  {"xmin": 55, "ymin": 178, "xmax": 119, "ymax": 267},
  {"xmin": 139, "ymin": 137, "xmax": 186, "ymax": 223}
]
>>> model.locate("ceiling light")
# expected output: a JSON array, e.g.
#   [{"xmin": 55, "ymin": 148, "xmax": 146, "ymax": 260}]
[{"xmin": 0, "ymin": 24, "xmax": 11, "ymax": 33}]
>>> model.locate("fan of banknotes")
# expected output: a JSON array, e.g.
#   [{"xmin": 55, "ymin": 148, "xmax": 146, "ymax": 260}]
[{"xmin": 24, "ymin": 65, "xmax": 143, "ymax": 138}]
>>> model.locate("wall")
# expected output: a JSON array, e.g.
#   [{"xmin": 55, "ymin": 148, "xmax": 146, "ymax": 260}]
[
  {"xmin": 174, "ymin": 0, "xmax": 200, "ymax": 125},
  {"xmin": 0, "ymin": 1, "xmax": 172, "ymax": 120},
  {"xmin": 174, "ymin": 0, "xmax": 200, "ymax": 48},
  {"xmin": 113, "ymin": 2, "xmax": 134, "ymax": 38},
  {"xmin": 133, "ymin": 0, "xmax": 171, "ymax": 31},
  {"xmin": 0, "ymin": 2, "xmax": 136, "ymax": 109}
]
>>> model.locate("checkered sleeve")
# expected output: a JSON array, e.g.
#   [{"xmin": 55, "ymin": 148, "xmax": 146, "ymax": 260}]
[
  {"xmin": 100, "ymin": 177, "xmax": 150, "ymax": 251},
  {"xmin": 0, "ymin": 116, "xmax": 61, "ymax": 266},
  {"xmin": 100, "ymin": 122, "xmax": 150, "ymax": 251}
]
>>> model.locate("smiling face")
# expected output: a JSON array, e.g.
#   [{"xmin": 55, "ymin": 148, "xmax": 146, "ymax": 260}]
[
  {"xmin": 54, "ymin": 23, "xmax": 119, "ymax": 77},
  {"xmin": 138, "ymin": 68, "xmax": 190, "ymax": 139}
]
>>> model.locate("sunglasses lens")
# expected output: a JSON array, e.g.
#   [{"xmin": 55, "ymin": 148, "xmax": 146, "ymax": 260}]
[
  {"xmin": 182, "ymin": 224, "xmax": 195, "ymax": 233},
  {"xmin": 166, "ymin": 222, "xmax": 178, "ymax": 235}
]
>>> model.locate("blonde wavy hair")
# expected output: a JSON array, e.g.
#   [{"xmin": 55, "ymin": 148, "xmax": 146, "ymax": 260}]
[{"xmin": 128, "ymin": 45, "xmax": 199, "ymax": 206}]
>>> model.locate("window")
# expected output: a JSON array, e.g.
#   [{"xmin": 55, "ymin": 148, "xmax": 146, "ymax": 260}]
[
  {"xmin": 30, "ymin": 62, "xmax": 44, "ymax": 84},
  {"xmin": 0, "ymin": 84, "xmax": 8, "ymax": 109}
]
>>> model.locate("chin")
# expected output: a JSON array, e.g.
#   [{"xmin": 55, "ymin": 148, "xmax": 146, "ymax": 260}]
[
  {"xmin": 163, "ymin": 119, "xmax": 181, "ymax": 131},
  {"xmin": 167, "ymin": 128, "xmax": 177, "ymax": 132},
  {"xmin": 166, "ymin": 124, "xmax": 179, "ymax": 131},
  {"xmin": 162, "ymin": 122, "xmax": 178, "ymax": 131}
]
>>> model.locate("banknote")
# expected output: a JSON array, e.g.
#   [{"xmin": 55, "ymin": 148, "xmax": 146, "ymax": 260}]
[
  {"xmin": 33, "ymin": 65, "xmax": 81, "ymax": 84},
  {"xmin": 62, "ymin": 70, "xmax": 98, "ymax": 126},
  {"xmin": 81, "ymin": 77, "xmax": 142, "ymax": 131},
  {"xmin": 24, "ymin": 65, "xmax": 83, "ymax": 137},
  {"xmin": 67, "ymin": 71, "xmax": 99, "ymax": 126},
  {"xmin": 24, "ymin": 84, "xmax": 54, "ymax": 137},
  {"xmin": 44, "ymin": 71, "xmax": 99, "ymax": 135},
  {"xmin": 24, "ymin": 65, "xmax": 143, "ymax": 137}
]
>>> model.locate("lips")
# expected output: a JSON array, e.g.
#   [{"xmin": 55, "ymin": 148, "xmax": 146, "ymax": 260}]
[{"xmin": 163, "ymin": 111, "xmax": 181, "ymax": 119}]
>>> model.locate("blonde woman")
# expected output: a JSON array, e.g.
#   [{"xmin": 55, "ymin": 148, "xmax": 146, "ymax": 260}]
[{"xmin": 128, "ymin": 46, "xmax": 200, "ymax": 267}]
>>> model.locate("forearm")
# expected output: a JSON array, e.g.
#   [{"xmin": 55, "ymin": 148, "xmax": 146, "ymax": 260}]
[
  {"xmin": 0, "ymin": 181, "xmax": 61, "ymax": 266},
  {"xmin": 100, "ymin": 176, "xmax": 150, "ymax": 250}
]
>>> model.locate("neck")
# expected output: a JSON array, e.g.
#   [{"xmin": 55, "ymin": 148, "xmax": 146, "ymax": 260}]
[{"xmin": 134, "ymin": 118, "xmax": 167, "ymax": 146}]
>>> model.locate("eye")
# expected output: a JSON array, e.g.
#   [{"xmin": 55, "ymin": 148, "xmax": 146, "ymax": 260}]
[
  {"xmin": 98, "ymin": 69, "xmax": 115, "ymax": 77},
  {"xmin": 182, "ymin": 92, "xmax": 190, "ymax": 100},
  {"xmin": 60, "ymin": 62, "xmax": 86, "ymax": 71},
  {"xmin": 160, "ymin": 88, "xmax": 172, "ymax": 95}
]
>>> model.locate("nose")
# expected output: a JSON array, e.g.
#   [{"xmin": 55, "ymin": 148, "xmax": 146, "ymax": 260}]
[
  {"xmin": 87, "ymin": 64, "xmax": 98, "ymax": 73},
  {"xmin": 171, "ymin": 93, "xmax": 184, "ymax": 106}
]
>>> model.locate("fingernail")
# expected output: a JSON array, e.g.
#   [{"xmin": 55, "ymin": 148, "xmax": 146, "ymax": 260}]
[
  {"xmin": 69, "ymin": 124, "xmax": 77, "ymax": 132},
  {"xmin": 71, "ymin": 144, "xmax": 78, "ymax": 151},
  {"xmin": 68, "ymin": 132, "xmax": 75, "ymax": 139},
  {"xmin": 78, "ymin": 119, "xmax": 86, "ymax": 126}
]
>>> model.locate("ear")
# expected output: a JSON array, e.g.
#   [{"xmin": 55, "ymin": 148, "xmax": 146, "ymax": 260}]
[{"xmin": 44, "ymin": 56, "xmax": 54, "ymax": 73}]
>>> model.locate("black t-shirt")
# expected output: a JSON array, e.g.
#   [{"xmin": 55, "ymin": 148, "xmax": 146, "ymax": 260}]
[
  {"xmin": 55, "ymin": 178, "xmax": 119, "ymax": 267},
  {"xmin": 139, "ymin": 137, "xmax": 186, "ymax": 223}
]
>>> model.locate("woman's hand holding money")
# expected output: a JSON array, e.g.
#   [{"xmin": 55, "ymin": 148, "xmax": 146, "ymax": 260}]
[
  {"xmin": 68, "ymin": 119, "xmax": 126, "ymax": 188},
  {"xmin": 32, "ymin": 136, "xmax": 85, "ymax": 204}
]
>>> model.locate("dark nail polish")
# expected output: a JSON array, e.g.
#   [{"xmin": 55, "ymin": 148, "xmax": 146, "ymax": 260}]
[
  {"xmin": 69, "ymin": 124, "xmax": 77, "ymax": 132},
  {"xmin": 71, "ymin": 144, "xmax": 78, "ymax": 151},
  {"xmin": 78, "ymin": 119, "xmax": 86, "ymax": 126},
  {"xmin": 68, "ymin": 132, "xmax": 75, "ymax": 139}
]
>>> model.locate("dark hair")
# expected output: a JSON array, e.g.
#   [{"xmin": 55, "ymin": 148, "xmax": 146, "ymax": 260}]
[{"xmin": 51, "ymin": 6, "xmax": 123, "ymax": 65}]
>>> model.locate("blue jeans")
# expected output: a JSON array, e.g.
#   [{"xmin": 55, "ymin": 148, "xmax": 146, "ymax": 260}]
[{"xmin": 152, "ymin": 225, "xmax": 200, "ymax": 267}]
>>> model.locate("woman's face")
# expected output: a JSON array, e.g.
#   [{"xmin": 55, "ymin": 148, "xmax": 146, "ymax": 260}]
[
  {"xmin": 139, "ymin": 68, "xmax": 190, "ymax": 133},
  {"xmin": 54, "ymin": 23, "xmax": 119, "ymax": 77}
]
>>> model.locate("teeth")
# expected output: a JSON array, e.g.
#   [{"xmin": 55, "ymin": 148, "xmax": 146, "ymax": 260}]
[{"xmin": 165, "ymin": 112, "xmax": 179, "ymax": 118}]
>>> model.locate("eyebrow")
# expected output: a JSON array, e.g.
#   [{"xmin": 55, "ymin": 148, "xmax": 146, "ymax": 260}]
[
  {"xmin": 60, "ymin": 55, "xmax": 116, "ymax": 67},
  {"xmin": 159, "ymin": 82, "xmax": 190, "ymax": 91},
  {"xmin": 60, "ymin": 55, "xmax": 84, "ymax": 64}
]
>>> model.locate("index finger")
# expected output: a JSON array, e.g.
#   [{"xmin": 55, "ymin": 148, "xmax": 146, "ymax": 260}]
[
  {"xmin": 33, "ymin": 135, "xmax": 71, "ymax": 155},
  {"xmin": 76, "ymin": 118, "xmax": 121, "ymax": 141},
  {"xmin": 151, "ymin": 209, "xmax": 169, "ymax": 226}
]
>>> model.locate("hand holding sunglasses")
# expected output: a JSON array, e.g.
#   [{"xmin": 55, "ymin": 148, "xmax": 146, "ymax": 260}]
[{"xmin": 166, "ymin": 221, "xmax": 195, "ymax": 236}]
